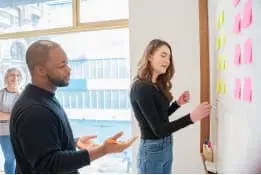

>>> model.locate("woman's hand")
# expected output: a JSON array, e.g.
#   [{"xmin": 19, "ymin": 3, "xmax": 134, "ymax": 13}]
[{"xmin": 177, "ymin": 91, "xmax": 190, "ymax": 106}]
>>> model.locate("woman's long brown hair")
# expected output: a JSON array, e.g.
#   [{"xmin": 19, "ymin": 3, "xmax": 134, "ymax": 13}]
[{"xmin": 136, "ymin": 39, "xmax": 175, "ymax": 102}]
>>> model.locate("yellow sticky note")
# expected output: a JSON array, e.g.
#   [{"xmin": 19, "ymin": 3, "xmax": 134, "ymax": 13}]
[
  {"xmin": 220, "ymin": 80, "xmax": 224, "ymax": 94},
  {"xmin": 217, "ymin": 55, "xmax": 226, "ymax": 70},
  {"xmin": 222, "ymin": 80, "xmax": 227, "ymax": 95},
  {"xmin": 221, "ymin": 55, "xmax": 227, "ymax": 70},
  {"xmin": 216, "ymin": 79, "xmax": 220, "ymax": 93},
  {"xmin": 220, "ymin": 80, "xmax": 226, "ymax": 94},
  {"xmin": 216, "ymin": 36, "xmax": 220, "ymax": 50},
  {"xmin": 217, "ymin": 9, "xmax": 224, "ymax": 29},
  {"xmin": 222, "ymin": 57, "xmax": 227, "ymax": 70},
  {"xmin": 219, "ymin": 9, "xmax": 225, "ymax": 26},
  {"xmin": 220, "ymin": 33, "xmax": 226, "ymax": 47},
  {"xmin": 217, "ymin": 55, "xmax": 222, "ymax": 70}
]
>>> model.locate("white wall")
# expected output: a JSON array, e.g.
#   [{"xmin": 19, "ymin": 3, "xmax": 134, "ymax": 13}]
[{"xmin": 129, "ymin": 0, "xmax": 204, "ymax": 173}]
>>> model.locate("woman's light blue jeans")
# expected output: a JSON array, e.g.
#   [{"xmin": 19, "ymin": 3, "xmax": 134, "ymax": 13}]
[
  {"xmin": 137, "ymin": 136, "xmax": 173, "ymax": 174},
  {"xmin": 0, "ymin": 136, "xmax": 15, "ymax": 174}
]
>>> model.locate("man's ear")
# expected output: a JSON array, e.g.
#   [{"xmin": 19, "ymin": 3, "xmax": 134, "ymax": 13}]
[{"xmin": 35, "ymin": 66, "xmax": 46, "ymax": 76}]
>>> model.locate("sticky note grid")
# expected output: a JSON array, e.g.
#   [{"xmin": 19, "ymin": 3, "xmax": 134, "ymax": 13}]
[{"xmin": 232, "ymin": 0, "xmax": 253, "ymax": 103}]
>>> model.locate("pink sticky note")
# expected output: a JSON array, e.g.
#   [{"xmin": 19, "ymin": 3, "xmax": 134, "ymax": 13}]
[
  {"xmin": 242, "ymin": 0, "xmax": 252, "ymax": 28},
  {"xmin": 233, "ymin": 0, "xmax": 240, "ymax": 7},
  {"xmin": 243, "ymin": 77, "xmax": 252, "ymax": 102},
  {"xmin": 243, "ymin": 39, "xmax": 252, "ymax": 64},
  {"xmin": 234, "ymin": 78, "xmax": 241, "ymax": 100},
  {"xmin": 233, "ymin": 13, "xmax": 241, "ymax": 33},
  {"xmin": 234, "ymin": 44, "xmax": 241, "ymax": 65}
]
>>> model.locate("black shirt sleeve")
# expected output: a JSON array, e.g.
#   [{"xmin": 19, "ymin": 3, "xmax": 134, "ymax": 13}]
[
  {"xmin": 168, "ymin": 101, "xmax": 180, "ymax": 116},
  {"xmin": 134, "ymin": 83, "xmax": 193, "ymax": 137},
  {"xmin": 16, "ymin": 105, "xmax": 90, "ymax": 173}
]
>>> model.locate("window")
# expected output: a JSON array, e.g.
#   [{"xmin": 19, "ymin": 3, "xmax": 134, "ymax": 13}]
[
  {"xmin": 119, "ymin": 90, "xmax": 128, "ymax": 109},
  {"xmin": 103, "ymin": 60, "xmax": 110, "ymax": 79},
  {"xmin": 10, "ymin": 41, "xmax": 25, "ymax": 60},
  {"xmin": 56, "ymin": 90, "xmax": 130, "ymax": 110},
  {"xmin": 105, "ymin": 90, "xmax": 112, "ymax": 108},
  {"xmin": 118, "ymin": 59, "xmax": 128, "ymax": 79},
  {"xmin": 97, "ymin": 90, "xmax": 105, "ymax": 109},
  {"xmin": 80, "ymin": 0, "xmax": 129, "ymax": 23},
  {"xmin": 31, "ymin": 14, "xmax": 40, "ymax": 26},
  {"xmin": 96, "ymin": 59, "xmax": 103, "ymax": 79},
  {"xmin": 89, "ymin": 60, "xmax": 97, "ymax": 79},
  {"xmin": 0, "ymin": 0, "xmax": 73, "ymax": 33},
  {"xmin": 0, "ymin": 28, "xmax": 131, "ymax": 173},
  {"xmin": 84, "ymin": 91, "xmax": 90, "ymax": 108},
  {"xmin": 90, "ymin": 90, "xmax": 97, "ymax": 108},
  {"xmin": 0, "ymin": 0, "xmax": 130, "ymax": 173},
  {"xmin": 64, "ymin": 93, "xmax": 70, "ymax": 108}
]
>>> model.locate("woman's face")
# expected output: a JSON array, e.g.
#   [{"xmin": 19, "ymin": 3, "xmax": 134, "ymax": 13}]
[
  {"xmin": 149, "ymin": 45, "xmax": 171, "ymax": 76},
  {"xmin": 7, "ymin": 71, "xmax": 20, "ymax": 87}
]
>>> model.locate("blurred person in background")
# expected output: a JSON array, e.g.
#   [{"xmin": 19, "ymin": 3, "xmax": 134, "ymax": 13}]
[{"xmin": 0, "ymin": 68, "xmax": 21, "ymax": 174}]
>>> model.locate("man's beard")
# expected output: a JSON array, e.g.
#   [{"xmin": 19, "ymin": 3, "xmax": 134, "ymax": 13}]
[{"xmin": 47, "ymin": 75, "xmax": 69, "ymax": 87}]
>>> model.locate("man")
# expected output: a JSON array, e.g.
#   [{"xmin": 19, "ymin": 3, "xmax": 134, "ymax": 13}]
[{"xmin": 9, "ymin": 40, "xmax": 137, "ymax": 174}]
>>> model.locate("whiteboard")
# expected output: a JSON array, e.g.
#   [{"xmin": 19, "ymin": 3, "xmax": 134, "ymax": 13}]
[{"xmin": 208, "ymin": 0, "xmax": 261, "ymax": 173}]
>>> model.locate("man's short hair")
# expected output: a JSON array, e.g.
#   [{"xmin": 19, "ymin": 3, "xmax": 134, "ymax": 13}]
[{"xmin": 25, "ymin": 40, "xmax": 60, "ymax": 72}]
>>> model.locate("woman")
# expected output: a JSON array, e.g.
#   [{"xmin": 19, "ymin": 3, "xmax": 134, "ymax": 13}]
[
  {"xmin": 130, "ymin": 39, "xmax": 211, "ymax": 174},
  {"xmin": 0, "ymin": 68, "xmax": 21, "ymax": 174}
]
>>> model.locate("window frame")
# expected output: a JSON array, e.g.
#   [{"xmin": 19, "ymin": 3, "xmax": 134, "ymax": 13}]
[{"xmin": 0, "ymin": 0, "xmax": 128, "ymax": 39}]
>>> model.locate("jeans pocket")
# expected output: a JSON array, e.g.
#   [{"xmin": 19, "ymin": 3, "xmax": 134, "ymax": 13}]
[{"xmin": 144, "ymin": 141, "xmax": 162, "ymax": 153}]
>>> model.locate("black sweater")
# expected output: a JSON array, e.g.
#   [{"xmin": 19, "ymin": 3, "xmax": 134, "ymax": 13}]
[
  {"xmin": 130, "ymin": 79, "xmax": 194, "ymax": 139},
  {"xmin": 10, "ymin": 84, "xmax": 90, "ymax": 174}
]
